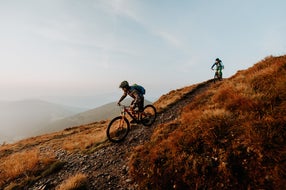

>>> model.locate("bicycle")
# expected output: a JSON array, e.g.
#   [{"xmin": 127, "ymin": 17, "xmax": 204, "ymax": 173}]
[
  {"xmin": 212, "ymin": 69, "xmax": 223, "ymax": 83},
  {"xmin": 106, "ymin": 104, "xmax": 157, "ymax": 143}
]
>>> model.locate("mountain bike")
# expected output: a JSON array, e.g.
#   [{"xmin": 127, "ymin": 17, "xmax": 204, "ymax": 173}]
[
  {"xmin": 106, "ymin": 104, "xmax": 157, "ymax": 143},
  {"xmin": 212, "ymin": 69, "xmax": 223, "ymax": 83}
]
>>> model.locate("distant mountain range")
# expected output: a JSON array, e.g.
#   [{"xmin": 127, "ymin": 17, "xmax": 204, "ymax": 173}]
[
  {"xmin": 0, "ymin": 99, "xmax": 85, "ymax": 144},
  {"xmin": 0, "ymin": 99, "xmax": 151, "ymax": 144}
]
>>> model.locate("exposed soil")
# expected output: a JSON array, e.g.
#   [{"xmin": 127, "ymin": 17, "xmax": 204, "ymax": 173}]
[{"xmin": 28, "ymin": 80, "xmax": 214, "ymax": 190}]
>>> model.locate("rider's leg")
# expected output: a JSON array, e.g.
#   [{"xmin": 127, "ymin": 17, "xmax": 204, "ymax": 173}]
[
  {"xmin": 214, "ymin": 71, "xmax": 218, "ymax": 83},
  {"xmin": 138, "ymin": 97, "xmax": 144, "ymax": 120}
]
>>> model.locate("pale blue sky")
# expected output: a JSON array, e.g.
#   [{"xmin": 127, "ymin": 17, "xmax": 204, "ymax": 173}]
[{"xmin": 1, "ymin": 0, "xmax": 286, "ymax": 108}]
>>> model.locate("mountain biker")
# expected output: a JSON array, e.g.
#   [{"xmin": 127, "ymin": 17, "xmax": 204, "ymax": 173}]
[
  {"xmin": 211, "ymin": 58, "xmax": 224, "ymax": 80},
  {"xmin": 117, "ymin": 81, "xmax": 144, "ymax": 112}
]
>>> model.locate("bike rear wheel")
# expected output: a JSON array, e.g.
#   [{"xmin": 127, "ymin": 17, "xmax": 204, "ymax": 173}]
[
  {"xmin": 141, "ymin": 105, "xmax": 157, "ymax": 126},
  {"xmin": 106, "ymin": 116, "xmax": 130, "ymax": 143}
]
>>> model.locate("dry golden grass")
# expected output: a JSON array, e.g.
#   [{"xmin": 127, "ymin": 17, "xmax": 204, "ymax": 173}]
[
  {"xmin": 0, "ymin": 148, "xmax": 55, "ymax": 186},
  {"xmin": 129, "ymin": 55, "xmax": 286, "ymax": 189},
  {"xmin": 0, "ymin": 121, "xmax": 108, "ymax": 189},
  {"xmin": 61, "ymin": 122, "xmax": 108, "ymax": 151},
  {"xmin": 56, "ymin": 173, "xmax": 88, "ymax": 190}
]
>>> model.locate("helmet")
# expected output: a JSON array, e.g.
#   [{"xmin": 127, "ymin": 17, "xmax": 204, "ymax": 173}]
[
  {"xmin": 119, "ymin": 80, "xmax": 129, "ymax": 88},
  {"xmin": 216, "ymin": 58, "xmax": 220, "ymax": 61}
]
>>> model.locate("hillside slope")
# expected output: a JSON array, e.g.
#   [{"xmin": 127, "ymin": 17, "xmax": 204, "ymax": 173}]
[
  {"xmin": 0, "ymin": 55, "xmax": 285, "ymax": 189},
  {"xmin": 0, "ymin": 80, "xmax": 211, "ymax": 189},
  {"xmin": 129, "ymin": 55, "xmax": 286, "ymax": 189}
]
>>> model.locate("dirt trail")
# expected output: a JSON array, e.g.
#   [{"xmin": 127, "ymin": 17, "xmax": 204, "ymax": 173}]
[{"xmin": 29, "ymin": 80, "xmax": 214, "ymax": 190}]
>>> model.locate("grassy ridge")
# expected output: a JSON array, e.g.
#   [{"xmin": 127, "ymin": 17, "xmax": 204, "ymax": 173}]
[{"xmin": 129, "ymin": 55, "xmax": 286, "ymax": 189}]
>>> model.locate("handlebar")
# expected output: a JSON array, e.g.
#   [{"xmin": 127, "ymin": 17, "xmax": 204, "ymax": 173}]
[
  {"xmin": 117, "ymin": 103, "xmax": 137, "ymax": 113},
  {"xmin": 117, "ymin": 103, "xmax": 132, "ymax": 110}
]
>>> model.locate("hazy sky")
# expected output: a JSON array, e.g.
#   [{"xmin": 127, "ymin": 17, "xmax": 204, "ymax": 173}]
[{"xmin": 1, "ymin": 0, "xmax": 286, "ymax": 107}]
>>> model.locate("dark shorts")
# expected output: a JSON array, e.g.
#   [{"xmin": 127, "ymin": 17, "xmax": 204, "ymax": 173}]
[{"xmin": 136, "ymin": 96, "xmax": 144, "ymax": 112}]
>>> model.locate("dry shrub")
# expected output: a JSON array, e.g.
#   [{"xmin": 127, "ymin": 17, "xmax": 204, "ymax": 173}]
[
  {"xmin": 150, "ymin": 122, "xmax": 181, "ymax": 144},
  {"xmin": 212, "ymin": 82, "xmax": 257, "ymax": 114},
  {"xmin": 0, "ymin": 148, "xmax": 55, "ymax": 186},
  {"xmin": 198, "ymin": 109, "xmax": 236, "ymax": 144},
  {"xmin": 250, "ymin": 68, "xmax": 276, "ymax": 93},
  {"xmin": 56, "ymin": 173, "xmax": 88, "ymax": 190},
  {"xmin": 129, "ymin": 132, "xmax": 186, "ymax": 189},
  {"xmin": 243, "ymin": 55, "xmax": 284, "ymax": 76},
  {"xmin": 180, "ymin": 109, "xmax": 203, "ymax": 127},
  {"xmin": 250, "ymin": 56, "xmax": 286, "ymax": 97}
]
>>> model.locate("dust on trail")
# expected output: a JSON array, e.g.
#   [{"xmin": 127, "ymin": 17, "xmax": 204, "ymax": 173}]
[{"xmin": 30, "ymin": 80, "xmax": 214, "ymax": 190}]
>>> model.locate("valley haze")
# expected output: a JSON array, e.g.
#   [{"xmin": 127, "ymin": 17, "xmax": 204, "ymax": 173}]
[{"xmin": 0, "ymin": 97, "xmax": 152, "ymax": 144}]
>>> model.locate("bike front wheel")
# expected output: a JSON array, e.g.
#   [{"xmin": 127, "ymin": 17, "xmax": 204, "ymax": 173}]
[
  {"xmin": 106, "ymin": 116, "xmax": 130, "ymax": 143},
  {"xmin": 141, "ymin": 105, "xmax": 157, "ymax": 126}
]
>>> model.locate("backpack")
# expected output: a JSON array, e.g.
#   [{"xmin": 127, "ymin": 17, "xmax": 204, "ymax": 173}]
[
  {"xmin": 131, "ymin": 84, "xmax": 146, "ymax": 95},
  {"xmin": 221, "ymin": 62, "xmax": 224, "ymax": 70},
  {"xmin": 218, "ymin": 61, "xmax": 224, "ymax": 70}
]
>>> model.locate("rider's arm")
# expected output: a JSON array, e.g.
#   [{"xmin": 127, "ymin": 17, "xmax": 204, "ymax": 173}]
[
  {"xmin": 118, "ymin": 92, "xmax": 127, "ymax": 105},
  {"xmin": 211, "ymin": 63, "xmax": 216, "ymax": 70}
]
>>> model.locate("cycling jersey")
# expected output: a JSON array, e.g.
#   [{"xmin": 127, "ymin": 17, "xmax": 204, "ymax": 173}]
[{"xmin": 118, "ymin": 87, "xmax": 144, "ymax": 111}]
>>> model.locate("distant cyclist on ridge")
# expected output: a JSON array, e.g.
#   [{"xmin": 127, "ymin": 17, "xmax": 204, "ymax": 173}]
[{"xmin": 211, "ymin": 58, "xmax": 224, "ymax": 81}]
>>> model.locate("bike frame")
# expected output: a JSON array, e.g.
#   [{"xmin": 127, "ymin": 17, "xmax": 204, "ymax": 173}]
[
  {"xmin": 213, "ymin": 69, "xmax": 223, "ymax": 81},
  {"xmin": 120, "ymin": 105, "xmax": 141, "ymax": 123},
  {"xmin": 106, "ymin": 104, "xmax": 156, "ymax": 142}
]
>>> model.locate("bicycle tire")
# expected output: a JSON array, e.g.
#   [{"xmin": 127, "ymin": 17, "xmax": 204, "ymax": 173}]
[
  {"xmin": 141, "ymin": 105, "xmax": 157, "ymax": 126},
  {"xmin": 106, "ymin": 116, "xmax": 130, "ymax": 143}
]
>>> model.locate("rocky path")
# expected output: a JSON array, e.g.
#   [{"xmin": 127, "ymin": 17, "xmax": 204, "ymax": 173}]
[{"xmin": 30, "ymin": 80, "xmax": 213, "ymax": 190}]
